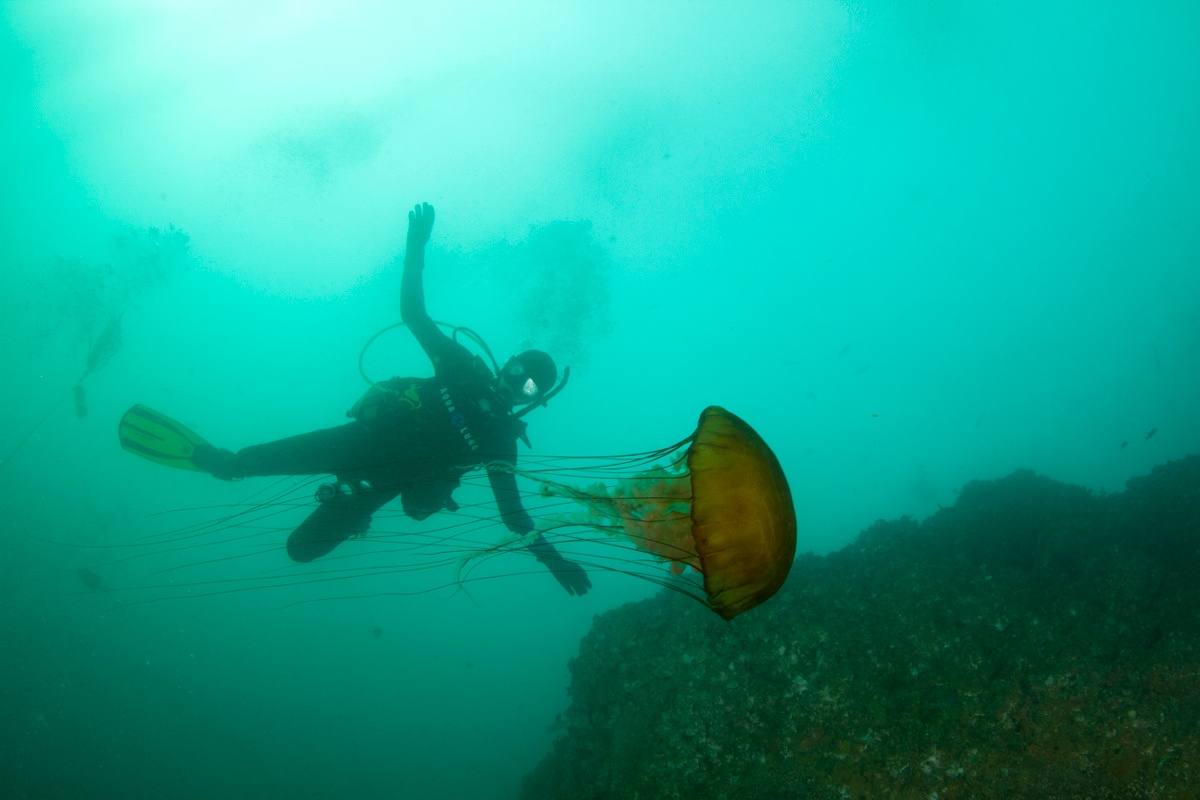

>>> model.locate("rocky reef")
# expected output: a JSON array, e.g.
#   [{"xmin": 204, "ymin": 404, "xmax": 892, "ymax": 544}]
[{"xmin": 522, "ymin": 457, "xmax": 1200, "ymax": 799}]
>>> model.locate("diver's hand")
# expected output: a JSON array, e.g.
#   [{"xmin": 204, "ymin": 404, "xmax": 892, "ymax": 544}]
[
  {"xmin": 539, "ymin": 553, "xmax": 592, "ymax": 596},
  {"xmin": 530, "ymin": 536, "xmax": 592, "ymax": 596},
  {"xmin": 406, "ymin": 202, "xmax": 435, "ymax": 252}
]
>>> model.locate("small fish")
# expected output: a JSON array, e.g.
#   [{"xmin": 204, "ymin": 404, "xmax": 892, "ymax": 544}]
[
  {"xmin": 1145, "ymin": 428, "xmax": 1158, "ymax": 440},
  {"xmin": 1120, "ymin": 441, "xmax": 1128, "ymax": 449},
  {"xmin": 73, "ymin": 385, "xmax": 88, "ymax": 419},
  {"xmin": 82, "ymin": 313, "xmax": 124, "ymax": 380},
  {"xmin": 77, "ymin": 568, "xmax": 106, "ymax": 592}
]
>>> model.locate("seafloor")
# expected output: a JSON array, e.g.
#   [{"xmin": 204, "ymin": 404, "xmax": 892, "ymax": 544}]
[{"xmin": 521, "ymin": 456, "xmax": 1200, "ymax": 800}]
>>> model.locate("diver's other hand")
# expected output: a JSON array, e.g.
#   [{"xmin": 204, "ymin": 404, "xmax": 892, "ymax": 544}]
[
  {"xmin": 539, "ymin": 553, "xmax": 592, "ymax": 596},
  {"xmin": 529, "ymin": 534, "xmax": 591, "ymax": 596},
  {"xmin": 406, "ymin": 202, "xmax": 435, "ymax": 251}
]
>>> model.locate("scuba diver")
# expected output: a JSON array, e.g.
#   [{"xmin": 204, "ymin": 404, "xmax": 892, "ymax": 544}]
[{"xmin": 119, "ymin": 202, "xmax": 591, "ymax": 596}]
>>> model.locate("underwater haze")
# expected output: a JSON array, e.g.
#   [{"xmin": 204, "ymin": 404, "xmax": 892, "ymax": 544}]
[{"xmin": 2, "ymin": 1, "xmax": 1198, "ymax": 799}]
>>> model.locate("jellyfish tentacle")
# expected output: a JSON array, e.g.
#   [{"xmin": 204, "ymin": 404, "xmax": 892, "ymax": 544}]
[{"xmin": 452, "ymin": 527, "xmax": 539, "ymax": 587}]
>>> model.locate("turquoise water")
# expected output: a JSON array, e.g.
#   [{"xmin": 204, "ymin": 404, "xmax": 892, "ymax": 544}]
[{"xmin": 2, "ymin": 2, "xmax": 1198, "ymax": 798}]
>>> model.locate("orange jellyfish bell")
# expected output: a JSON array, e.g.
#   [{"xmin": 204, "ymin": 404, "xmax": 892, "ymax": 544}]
[{"xmin": 687, "ymin": 406, "xmax": 797, "ymax": 619}]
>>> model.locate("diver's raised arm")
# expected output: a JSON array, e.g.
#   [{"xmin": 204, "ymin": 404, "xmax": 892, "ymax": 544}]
[
  {"xmin": 400, "ymin": 202, "xmax": 444, "ymax": 352},
  {"xmin": 401, "ymin": 202, "xmax": 434, "ymax": 319}
]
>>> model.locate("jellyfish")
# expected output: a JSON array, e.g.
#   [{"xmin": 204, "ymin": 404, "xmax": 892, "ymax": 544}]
[
  {"xmin": 88, "ymin": 408, "xmax": 795, "ymax": 620},
  {"xmin": 477, "ymin": 406, "xmax": 797, "ymax": 619}
]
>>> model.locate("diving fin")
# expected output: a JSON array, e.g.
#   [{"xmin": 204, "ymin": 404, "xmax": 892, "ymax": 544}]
[{"xmin": 118, "ymin": 404, "xmax": 212, "ymax": 471}]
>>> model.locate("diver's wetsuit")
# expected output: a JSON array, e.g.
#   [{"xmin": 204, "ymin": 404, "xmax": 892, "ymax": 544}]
[{"xmin": 218, "ymin": 238, "xmax": 534, "ymax": 563}]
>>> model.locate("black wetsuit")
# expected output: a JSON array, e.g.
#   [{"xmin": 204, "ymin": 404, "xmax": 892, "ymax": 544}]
[{"xmin": 223, "ymin": 249, "xmax": 534, "ymax": 563}]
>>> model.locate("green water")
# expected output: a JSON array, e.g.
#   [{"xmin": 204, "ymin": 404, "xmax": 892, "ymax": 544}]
[{"xmin": 2, "ymin": 2, "xmax": 1197, "ymax": 798}]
